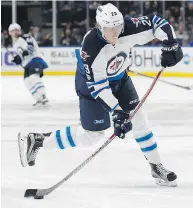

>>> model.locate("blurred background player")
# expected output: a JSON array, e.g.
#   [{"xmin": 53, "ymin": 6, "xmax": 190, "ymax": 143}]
[
  {"xmin": 8, "ymin": 23, "xmax": 49, "ymax": 106},
  {"xmin": 18, "ymin": 3, "xmax": 183, "ymax": 187}
]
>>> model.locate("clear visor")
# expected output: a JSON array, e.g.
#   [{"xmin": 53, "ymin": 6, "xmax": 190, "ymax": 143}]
[
  {"xmin": 9, "ymin": 28, "xmax": 21, "ymax": 33},
  {"xmin": 103, "ymin": 24, "xmax": 123, "ymax": 34}
]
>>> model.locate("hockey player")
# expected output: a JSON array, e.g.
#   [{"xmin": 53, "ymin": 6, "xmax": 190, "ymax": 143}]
[
  {"xmin": 8, "ymin": 23, "xmax": 49, "ymax": 106},
  {"xmin": 18, "ymin": 4, "xmax": 183, "ymax": 186}
]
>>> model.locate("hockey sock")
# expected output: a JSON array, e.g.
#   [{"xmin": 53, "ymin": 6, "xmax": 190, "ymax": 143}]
[
  {"xmin": 24, "ymin": 74, "xmax": 47, "ymax": 102},
  {"xmin": 43, "ymin": 126, "xmax": 105, "ymax": 149},
  {"xmin": 131, "ymin": 108, "xmax": 161, "ymax": 164}
]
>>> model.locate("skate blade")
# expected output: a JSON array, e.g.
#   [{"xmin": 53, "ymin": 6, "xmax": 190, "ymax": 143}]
[
  {"xmin": 33, "ymin": 102, "xmax": 51, "ymax": 108},
  {"xmin": 155, "ymin": 178, "xmax": 177, "ymax": 187},
  {"xmin": 18, "ymin": 132, "xmax": 28, "ymax": 167}
]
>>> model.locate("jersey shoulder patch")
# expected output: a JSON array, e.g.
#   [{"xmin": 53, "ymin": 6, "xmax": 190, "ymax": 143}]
[
  {"xmin": 21, "ymin": 34, "xmax": 31, "ymax": 41},
  {"xmin": 21, "ymin": 34, "xmax": 34, "ymax": 46}
]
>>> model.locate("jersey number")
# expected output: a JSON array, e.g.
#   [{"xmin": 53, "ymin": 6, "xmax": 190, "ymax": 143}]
[
  {"xmin": 138, "ymin": 16, "xmax": 151, "ymax": 26},
  {"xmin": 111, "ymin": 12, "xmax": 117, "ymax": 16},
  {"xmin": 84, "ymin": 64, "xmax": 90, "ymax": 74}
]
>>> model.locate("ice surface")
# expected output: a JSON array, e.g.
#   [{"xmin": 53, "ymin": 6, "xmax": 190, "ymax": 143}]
[{"xmin": 1, "ymin": 76, "xmax": 193, "ymax": 208}]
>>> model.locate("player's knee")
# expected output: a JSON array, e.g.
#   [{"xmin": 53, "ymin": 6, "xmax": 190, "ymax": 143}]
[
  {"xmin": 131, "ymin": 108, "xmax": 149, "ymax": 133},
  {"xmin": 82, "ymin": 129, "xmax": 105, "ymax": 146},
  {"xmin": 77, "ymin": 126, "xmax": 105, "ymax": 146},
  {"xmin": 29, "ymin": 73, "xmax": 41, "ymax": 82},
  {"xmin": 25, "ymin": 74, "xmax": 40, "ymax": 88}
]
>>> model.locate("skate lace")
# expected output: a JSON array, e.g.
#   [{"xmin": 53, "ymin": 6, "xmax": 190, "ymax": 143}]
[
  {"xmin": 28, "ymin": 134, "xmax": 42, "ymax": 162},
  {"xmin": 30, "ymin": 147, "xmax": 40, "ymax": 161},
  {"xmin": 157, "ymin": 164, "xmax": 170, "ymax": 175}
]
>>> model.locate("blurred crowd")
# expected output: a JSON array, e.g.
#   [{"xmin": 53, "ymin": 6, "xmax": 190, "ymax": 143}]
[
  {"xmin": 1, "ymin": 26, "xmax": 53, "ymax": 47},
  {"xmin": 1, "ymin": 1, "xmax": 193, "ymax": 47}
]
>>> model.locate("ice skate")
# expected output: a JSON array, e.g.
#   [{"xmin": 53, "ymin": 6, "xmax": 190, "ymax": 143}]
[
  {"xmin": 41, "ymin": 94, "xmax": 49, "ymax": 105},
  {"xmin": 150, "ymin": 163, "xmax": 177, "ymax": 187},
  {"xmin": 32, "ymin": 100, "xmax": 42, "ymax": 106},
  {"xmin": 18, "ymin": 132, "xmax": 44, "ymax": 167},
  {"xmin": 33, "ymin": 95, "xmax": 49, "ymax": 106}
]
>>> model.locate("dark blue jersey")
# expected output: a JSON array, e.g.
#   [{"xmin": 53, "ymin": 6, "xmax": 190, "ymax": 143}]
[{"xmin": 76, "ymin": 15, "xmax": 176, "ymax": 112}]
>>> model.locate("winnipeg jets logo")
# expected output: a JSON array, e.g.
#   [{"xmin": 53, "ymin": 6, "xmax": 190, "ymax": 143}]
[
  {"xmin": 81, "ymin": 51, "xmax": 90, "ymax": 60},
  {"xmin": 131, "ymin": 16, "xmax": 151, "ymax": 28},
  {"xmin": 131, "ymin": 18, "xmax": 140, "ymax": 27},
  {"xmin": 106, "ymin": 52, "xmax": 127, "ymax": 76},
  {"xmin": 110, "ymin": 59, "xmax": 122, "ymax": 71}
]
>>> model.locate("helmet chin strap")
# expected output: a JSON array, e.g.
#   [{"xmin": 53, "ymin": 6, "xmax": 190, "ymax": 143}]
[
  {"xmin": 97, "ymin": 25, "xmax": 108, "ymax": 43},
  {"xmin": 98, "ymin": 25, "xmax": 105, "ymax": 38},
  {"xmin": 102, "ymin": 31, "xmax": 108, "ymax": 42}
]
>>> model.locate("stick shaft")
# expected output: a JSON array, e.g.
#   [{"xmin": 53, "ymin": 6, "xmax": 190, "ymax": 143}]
[{"xmin": 129, "ymin": 69, "xmax": 192, "ymax": 90}]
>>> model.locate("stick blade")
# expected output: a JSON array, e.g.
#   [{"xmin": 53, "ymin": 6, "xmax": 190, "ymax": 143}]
[{"xmin": 24, "ymin": 189, "xmax": 38, "ymax": 198}]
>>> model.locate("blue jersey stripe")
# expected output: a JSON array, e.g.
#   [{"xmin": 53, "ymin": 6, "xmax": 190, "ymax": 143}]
[
  {"xmin": 91, "ymin": 86, "xmax": 110, "ymax": 98},
  {"xmin": 56, "ymin": 130, "xmax": 65, "ymax": 149},
  {"xmin": 110, "ymin": 103, "xmax": 119, "ymax": 113},
  {"xmin": 108, "ymin": 71, "xmax": 125, "ymax": 82},
  {"xmin": 66, "ymin": 126, "xmax": 76, "ymax": 147},
  {"xmin": 157, "ymin": 19, "xmax": 168, "ymax": 28},
  {"xmin": 75, "ymin": 49, "xmax": 85, "ymax": 75},
  {"xmin": 136, "ymin": 132, "xmax": 153, "ymax": 143},
  {"xmin": 153, "ymin": 16, "xmax": 159, "ymax": 25},
  {"xmin": 87, "ymin": 78, "xmax": 108, "ymax": 88}
]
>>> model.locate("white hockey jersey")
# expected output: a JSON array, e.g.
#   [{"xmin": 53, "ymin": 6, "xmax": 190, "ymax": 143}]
[
  {"xmin": 76, "ymin": 15, "xmax": 176, "ymax": 112},
  {"xmin": 12, "ymin": 34, "xmax": 43, "ymax": 67}
]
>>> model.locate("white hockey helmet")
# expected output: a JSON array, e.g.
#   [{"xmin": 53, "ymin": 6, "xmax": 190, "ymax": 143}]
[
  {"xmin": 8, "ymin": 23, "xmax": 21, "ymax": 32},
  {"xmin": 96, "ymin": 3, "xmax": 124, "ymax": 33}
]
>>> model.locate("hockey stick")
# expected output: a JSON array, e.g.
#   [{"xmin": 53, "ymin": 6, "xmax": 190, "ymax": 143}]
[
  {"xmin": 24, "ymin": 68, "xmax": 164, "ymax": 199},
  {"xmin": 4, "ymin": 46, "xmax": 15, "ymax": 58},
  {"xmin": 4, "ymin": 46, "xmax": 24, "ymax": 65},
  {"xmin": 3, "ymin": 46, "xmax": 24, "ymax": 68},
  {"xmin": 128, "ymin": 68, "xmax": 193, "ymax": 90}
]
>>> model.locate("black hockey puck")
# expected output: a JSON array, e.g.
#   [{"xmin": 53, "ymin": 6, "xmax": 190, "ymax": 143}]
[{"xmin": 34, "ymin": 195, "xmax": 44, "ymax": 199}]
